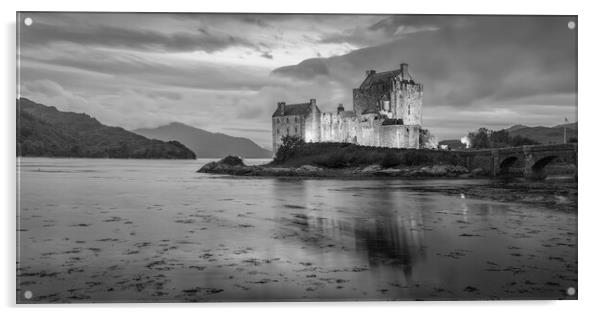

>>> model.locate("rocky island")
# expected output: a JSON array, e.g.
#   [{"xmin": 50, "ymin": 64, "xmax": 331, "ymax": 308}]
[{"xmin": 197, "ymin": 137, "xmax": 483, "ymax": 179}]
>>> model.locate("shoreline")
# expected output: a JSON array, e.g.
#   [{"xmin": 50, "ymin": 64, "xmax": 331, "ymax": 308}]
[
  {"xmin": 197, "ymin": 160, "xmax": 480, "ymax": 179},
  {"xmin": 197, "ymin": 158, "xmax": 577, "ymax": 212},
  {"xmin": 403, "ymin": 180, "xmax": 578, "ymax": 212}
]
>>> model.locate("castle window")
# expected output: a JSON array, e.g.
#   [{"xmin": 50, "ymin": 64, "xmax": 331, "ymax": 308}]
[
  {"xmin": 277, "ymin": 129, "xmax": 279, "ymax": 134},
  {"xmin": 295, "ymin": 127, "xmax": 298, "ymax": 133},
  {"xmin": 276, "ymin": 118, "xmax": 279, "ymax": 124},
  {"xmin": 287, "ymin": 128, "xmax": 289, "ymax": 135},
  {"xmin": 286, "ymin": 118, "xmax": 289, "ymax": 123},
  {"xmin": 295, "ymin": 117, "xmax": 298, "ymax": 123}
]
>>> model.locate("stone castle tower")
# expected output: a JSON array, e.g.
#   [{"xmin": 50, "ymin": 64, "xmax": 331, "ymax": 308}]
[
  {"xmin": 272, "ymin": 63, "xmax": 425, "ymax": 152},
  {"xmin": 352, "ymin": 63, "xmax": 423, "ymax": 123}
]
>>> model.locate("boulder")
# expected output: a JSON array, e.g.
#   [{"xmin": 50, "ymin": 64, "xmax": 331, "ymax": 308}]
[
  {"xmin": 296, "ymin": 165, "xmax": 323, "ymax": 172},
  {"xmin": 218, "ymin": 155, "xmax": 245, "ymax": 166},
  {"xmin": 360, "ymin": 164, "xmax": 382, "ymax": 174},
  {"xmin": 418, "ymin": 165, "xmax": 469, "ymax": 177},
  {"xmin": 419, "ymin": 165, "xmax": 447, "ymax": 176},
  {"xmin": 470, "ymin": 167, "xmax": 485, "ymax": 176},
  {"xmin": 374, "ymin": 168, "xmax": 402, "ymax": 176},
  {"xmin": 197, "ymin": 155, "xmax": 246, "ymax": 173},
  {"xmin": 448, "ymin": 165, "xmax": 469, "ymax": 175},
  {"xmin": 197, "ymin": 161, "xmax": 219, "ymax": 173}
]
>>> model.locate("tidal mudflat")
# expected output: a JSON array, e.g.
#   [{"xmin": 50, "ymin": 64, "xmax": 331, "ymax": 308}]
[{"xmin": 17, "ymin": 158, "xmax": 577, "ymax": 302}]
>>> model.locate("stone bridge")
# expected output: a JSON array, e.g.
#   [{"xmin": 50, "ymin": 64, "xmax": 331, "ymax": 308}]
[{"xmin": 458, "ymin": 143, "xmax": 577, "ymax": 179}]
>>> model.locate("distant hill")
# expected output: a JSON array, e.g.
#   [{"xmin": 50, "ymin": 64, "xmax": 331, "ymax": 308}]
[
  {"xmin": 17, "ymin": 98, "xmax": 196, "ymax": 159},
  {"xmin": 506, "ymin": 122, "xmax": 577, "ymax": 145},
  {"xmin": 552, "ymin": 122, "xmax": 578, "ymax": 130},
  {"xmin": 134, "ymin": 122, "xmax": 273, "ymax": 158},
  {"xmin": 506, "ymin": 124, "xmax": 529, "ymax": 132}
]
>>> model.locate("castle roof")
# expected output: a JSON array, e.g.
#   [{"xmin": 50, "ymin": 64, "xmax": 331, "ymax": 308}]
[
  {"xmin": 272, "ymin": 102, "xmax": 312, "ymax": 117},
  {"xmin": 358, "ymin": 67, "xmax": 414, "ymax": 90}
]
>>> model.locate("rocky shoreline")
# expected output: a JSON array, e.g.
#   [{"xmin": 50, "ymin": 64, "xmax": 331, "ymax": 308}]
[{"xmin": 197, "ymin": 156, "xmax": 483, "ymax": 179}]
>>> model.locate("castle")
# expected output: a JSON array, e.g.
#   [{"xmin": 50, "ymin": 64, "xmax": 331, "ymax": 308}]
[{"xmin": 272, "ymin": 63, "xmax": 426, "ymax": 153}]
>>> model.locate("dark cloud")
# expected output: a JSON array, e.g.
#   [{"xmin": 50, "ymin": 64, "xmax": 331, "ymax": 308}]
[
  {"xmin": 240, "ymin": 16, "xmax": 270, "ymax": 28},
  {"xmin": 144, "ymin": 90, "xmax": 182, "ymax": 101},
  {"xmin": 260, "ymin": 51, "xmax": 274, "ymax": 59},
  {"xmin": 272, "ymin": 58, "xmax": 330, "ymax": 80},
  {"xmin": 21, "ymin": 20, "xmax": 257, "ymax": 53},
  {"xmin": 367, "ymin": 15, "xmax": 460, "ymax": 33},
  {"xmin": 273, "ymin": 15, "xmax": 577, "ymax": 107},
  {"xmin": 20, "ymin": 50, "xmax": 276, "ymax": 91},
  {"xmin": 319, "ymin": 15, "xmax": 442, "ymax": 47}
]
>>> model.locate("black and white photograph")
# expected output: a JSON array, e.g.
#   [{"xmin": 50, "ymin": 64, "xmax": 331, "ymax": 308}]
[{"xmin": 15, "ymin": 12, "xmax": 578, "ymax": 303}]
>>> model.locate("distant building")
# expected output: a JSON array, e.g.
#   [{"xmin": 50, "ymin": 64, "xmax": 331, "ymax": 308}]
[
  {"xmin": 438, "ymin": 139, "xmax": 465, "ymax": 150},
  {"xmin": 272, "ymin": 63, "xmax": 425, "ymax": 153}
]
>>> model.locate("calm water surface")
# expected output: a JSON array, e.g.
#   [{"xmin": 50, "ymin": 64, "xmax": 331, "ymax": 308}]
[{"xmin": 16, "ymin": 158, "xmax": 577, "ymax": 302}]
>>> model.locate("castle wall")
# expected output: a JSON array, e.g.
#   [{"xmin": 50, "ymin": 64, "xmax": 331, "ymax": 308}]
[
  {"xmin": 273, "ymin": 112, "xmax": 421, "ymax": 151},
  {"xmin": 272, "ymin": 114, "xmax": 305, "ymax": 153},
  {"xmin": 379, "ymin": 125, "xmax": 420, "ymax": 149},
  {"xmin": 357, "ymin": 114, "xmax": 384, "ymax": 147},
  {"xmin": 320, "ymin": 113, "xmax": 358, "ymax": 143},
  {"xmin": 304, "ymin": 106, "xmax": 321, "ymax": 143}
]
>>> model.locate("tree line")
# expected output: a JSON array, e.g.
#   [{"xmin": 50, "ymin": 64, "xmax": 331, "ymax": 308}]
[{"xmin": 467, "ymin": 128, "xmax": 539, "ymax": 149}]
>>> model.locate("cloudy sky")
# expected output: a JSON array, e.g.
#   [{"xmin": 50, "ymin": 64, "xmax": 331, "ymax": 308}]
[{"xmin": 18, "ymin": 13, "xmax": 577, "ymax": 147}]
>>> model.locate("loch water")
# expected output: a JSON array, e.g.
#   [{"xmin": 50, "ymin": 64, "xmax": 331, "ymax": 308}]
[{"xmin": 17, "ymin": 158, "xmax": 577, "ymax": 302}]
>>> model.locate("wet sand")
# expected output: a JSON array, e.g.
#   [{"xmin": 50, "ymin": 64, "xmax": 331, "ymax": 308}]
[{"xmin": 17, "ymin": 158, "xmax": 577, "ymax": 302}]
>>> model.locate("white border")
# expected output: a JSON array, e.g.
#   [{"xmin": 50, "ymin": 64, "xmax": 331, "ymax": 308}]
[{"xmin": 2, "ymin": 0, "xmax": 600, "ymax": 315}]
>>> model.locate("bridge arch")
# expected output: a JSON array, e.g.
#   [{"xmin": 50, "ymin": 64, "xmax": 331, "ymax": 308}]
[
  {"xmin": 499, "ymin": 156, "xmax": 518, "ymax": 169},
  {"xmin": 528, "ymin": 155, "xmax": 559, "ymax": 180},
  {"xmin": 498, "ymin": 156, "xmax": 520, "ymax": 176},
  {"xmin": 532, "ymin": 155, "xmax": 559, "ymax": 171}
]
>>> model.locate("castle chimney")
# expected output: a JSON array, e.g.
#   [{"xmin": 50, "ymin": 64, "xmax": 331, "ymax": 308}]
[
  {"xmin": 277, "ymin": 102, "xmax": 286, "ymax": 115},
  {"xmin": 400, "ymin": 63, "xmax": 409, "ymax": 79},
  {"xmin": 309, "ymin": 99, "xmax": 316, "ymax": 106},
  {"xmin": 365, "ymin": 69, "xmax": 376, "ymax": 77},
  {"xmin": 337, "ymin": 104, "xmax": 344, "ymax": 114}
]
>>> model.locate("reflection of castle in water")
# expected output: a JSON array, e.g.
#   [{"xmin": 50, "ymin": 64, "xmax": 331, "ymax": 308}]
[
  {"xmin": 272, "ymin": 180, "xmax": 428, "ymax": 280},
  {"xmin": 288, "ymin": 208, "xmax": 427, "ymax": 279}
]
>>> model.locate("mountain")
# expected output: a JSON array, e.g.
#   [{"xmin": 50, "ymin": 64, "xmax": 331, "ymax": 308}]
[
  {"xmin": 553, "ymin": 122, "xmax": 578, "ymax": 130},
  {"xmin": 134, "ymin": 122, "xmax": 272, "ymax": 158},
  {"xmin": 17, "ymin": 98, "xmax": 196, "ymax": 159},
  {"xmin": 506, "ymin": 124, "xmax": 529, "ymax": 132},
  {"xmin": 506, "ymin": 122, "xmax": 578, "ymax": 145}
]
